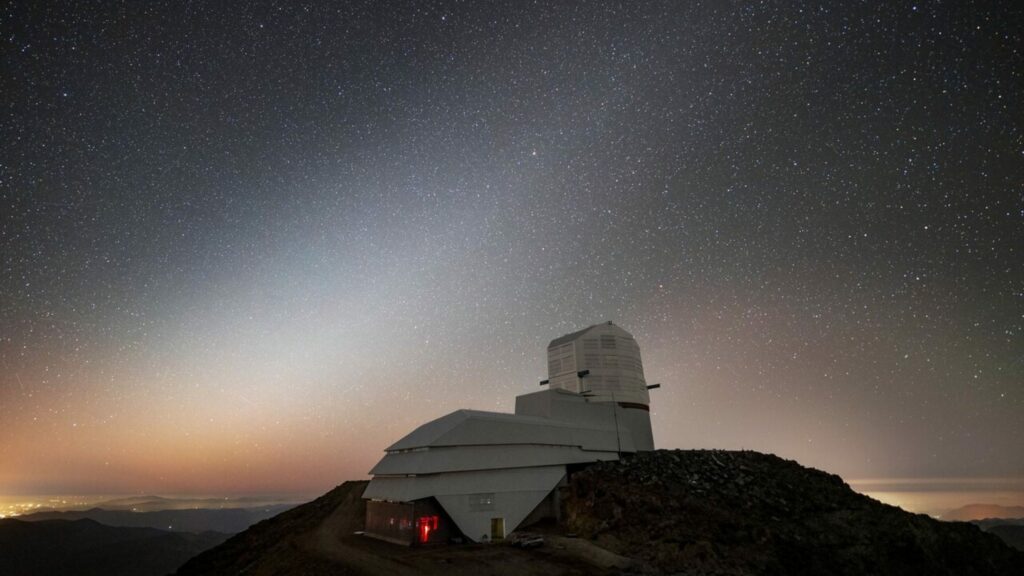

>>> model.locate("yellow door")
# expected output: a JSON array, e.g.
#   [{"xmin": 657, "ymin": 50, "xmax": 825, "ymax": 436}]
[{"xmin": 490, "ymin": 517, "xmax": 505, "ymax": 540}]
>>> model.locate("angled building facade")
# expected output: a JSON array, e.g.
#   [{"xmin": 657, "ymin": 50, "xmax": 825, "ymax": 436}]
[{"xmin": 363, "ymin": 322, "xmax": 655, "ymax": 545}]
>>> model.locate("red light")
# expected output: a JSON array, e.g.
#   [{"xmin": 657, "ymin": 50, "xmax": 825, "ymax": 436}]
[{"xmin": 417, "ymin": 515, "xmax": 439, "ymax": 543}]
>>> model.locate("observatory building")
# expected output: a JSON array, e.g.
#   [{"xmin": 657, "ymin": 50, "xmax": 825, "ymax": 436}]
[{"xmin": 363, "ymin": 322, "xmax": 656, "ymax": 545}]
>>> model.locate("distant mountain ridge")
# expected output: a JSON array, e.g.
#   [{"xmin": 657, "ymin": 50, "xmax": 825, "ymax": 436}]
[
  {"xmin": 984, "ymin": 525, "xmax": 1024, "ymax": 551},
  {"xmin": 0, "ymin": 518, "xmax": 228, "ymax": 576},
  {"xmin": 943, "ymin": 504, "xmax": 1024, "ymax": 521},
  {"xmin": 89, "ymin": 495, "xmax": 300, "ymax": 512},
  {"xmin": 970, "ymin": 518, "xmax": 1024, "ymax": 551},
  {"xmin": 19, "ymin": 504, "xmax": 295, "ymax": 534},
  {"xmin": 973, "ymin": 517, "xmax": 1024, "ymax": 529},
  {"xmin": 96, "ymin": 495, "xmax": 170, "ymax": 507}
]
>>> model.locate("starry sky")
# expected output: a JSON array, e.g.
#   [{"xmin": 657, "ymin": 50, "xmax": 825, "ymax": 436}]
[{"xmin": 1, "ymin": 1, "xmax": 1021, "ymax": 503}]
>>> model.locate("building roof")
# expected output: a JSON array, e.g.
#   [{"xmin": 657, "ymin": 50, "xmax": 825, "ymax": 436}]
[
  {"xmin": 548, "ymin": 322, "xmax": 612, "ymax": 348},
  {"xmin": 370, "ymin": 443, "xmax": 620, "ymax": 476},
  {"xmin": 385, "ymin": 407, "xmax": 635, "ymax": 453}
]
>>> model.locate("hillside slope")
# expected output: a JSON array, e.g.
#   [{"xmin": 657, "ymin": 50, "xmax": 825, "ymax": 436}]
[
  {"xmin": 176, "ymin": 451, "xmax": 1024, "ymax": 575},
  {"xmin": 176, "ymin": 481, "xmax": 612, "ymax": 576},
  {"xmin": 176, "ymin": 481, "xmax": 369, "ymax": 575},
  {"xmin": 986, "ymin": 524, "xmax": 1024, "ymax": 551}
]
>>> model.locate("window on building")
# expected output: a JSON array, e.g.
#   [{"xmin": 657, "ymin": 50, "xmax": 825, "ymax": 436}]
[{"xmin": 469, "ymin": 493, "xmax": 495, "ymax": 511}]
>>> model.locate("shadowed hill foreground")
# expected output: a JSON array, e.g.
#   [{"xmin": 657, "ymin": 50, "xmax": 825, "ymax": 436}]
[
  {"xmin": 985, "ymin": 524, "xmax": 1024, "ymax": 551},
  {"xmin": 0, "ymin": 518, "xmax": 227, "ymax": 576},
  {"xmin": 176, "ymin": 480, "xmax": 615, "ymax": 576},
  {"xmin": 176, "ymin": 450, "xmax": 1024, "ymax": 576}
]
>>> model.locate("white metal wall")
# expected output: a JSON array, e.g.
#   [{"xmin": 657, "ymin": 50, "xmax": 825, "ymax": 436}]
[{"xmin": 547, "ymin": 323, "xmax": 650, "ymax": 405}]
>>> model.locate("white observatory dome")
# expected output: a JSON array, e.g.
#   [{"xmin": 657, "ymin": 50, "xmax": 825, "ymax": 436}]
[{"xmin": 545, "ymin": 321, "xmax": 649, "ymax": 406}]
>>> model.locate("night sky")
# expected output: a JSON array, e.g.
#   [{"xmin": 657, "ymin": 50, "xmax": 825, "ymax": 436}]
[{"xmin": 2, "ymin": 2, "xmax": 1021, "ymax": 504}]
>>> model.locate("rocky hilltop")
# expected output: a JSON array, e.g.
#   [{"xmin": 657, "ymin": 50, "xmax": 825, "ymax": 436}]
[
  {"xmin": 176, "ymin": 450, "xmax": 1023, "ymax": 575},
  {"xmin": 563, "ymin": 450, "xmax": 1022, "ymax": 575}
]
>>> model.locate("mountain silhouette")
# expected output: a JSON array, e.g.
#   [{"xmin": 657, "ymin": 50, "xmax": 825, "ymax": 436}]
[
  {"xmin": 0, "ymin": 518, "xmax": 227, "ymax": 576},
  {"xmin": 944, "ymin": 504, "xmax": 1024, "ymax": 521},
  {"xmin": 19, "ymin": 504, "xmax": 295, "ymax": 534}
]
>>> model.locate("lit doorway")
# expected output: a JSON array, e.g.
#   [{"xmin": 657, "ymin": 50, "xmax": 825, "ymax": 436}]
[{"xmin": 490, "ymin": 517, "xmax": 505, "ymax": 540}]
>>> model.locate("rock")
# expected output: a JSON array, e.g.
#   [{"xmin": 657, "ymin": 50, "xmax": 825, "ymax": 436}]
[{"xmin": 562, "ymin": 450, "xmax": 1023, "ymax": 576}]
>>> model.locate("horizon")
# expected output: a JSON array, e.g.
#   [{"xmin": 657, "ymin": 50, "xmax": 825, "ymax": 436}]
[
  {"xmin": 2, "ymin": 1, "xmax": 1020, "ymax": 518},
  {"xmin": 4, "ymin": 471, "xmax": 1024, "ymax": 522}
]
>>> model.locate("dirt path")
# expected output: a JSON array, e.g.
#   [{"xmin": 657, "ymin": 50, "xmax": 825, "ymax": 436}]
[
  {"xmin": 193, "ymin": 479, "xmax": 633, "ymax": 576},
  {"xmin": 305, "ymin": 519, "xmax": 628, "ymax": 575}
]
